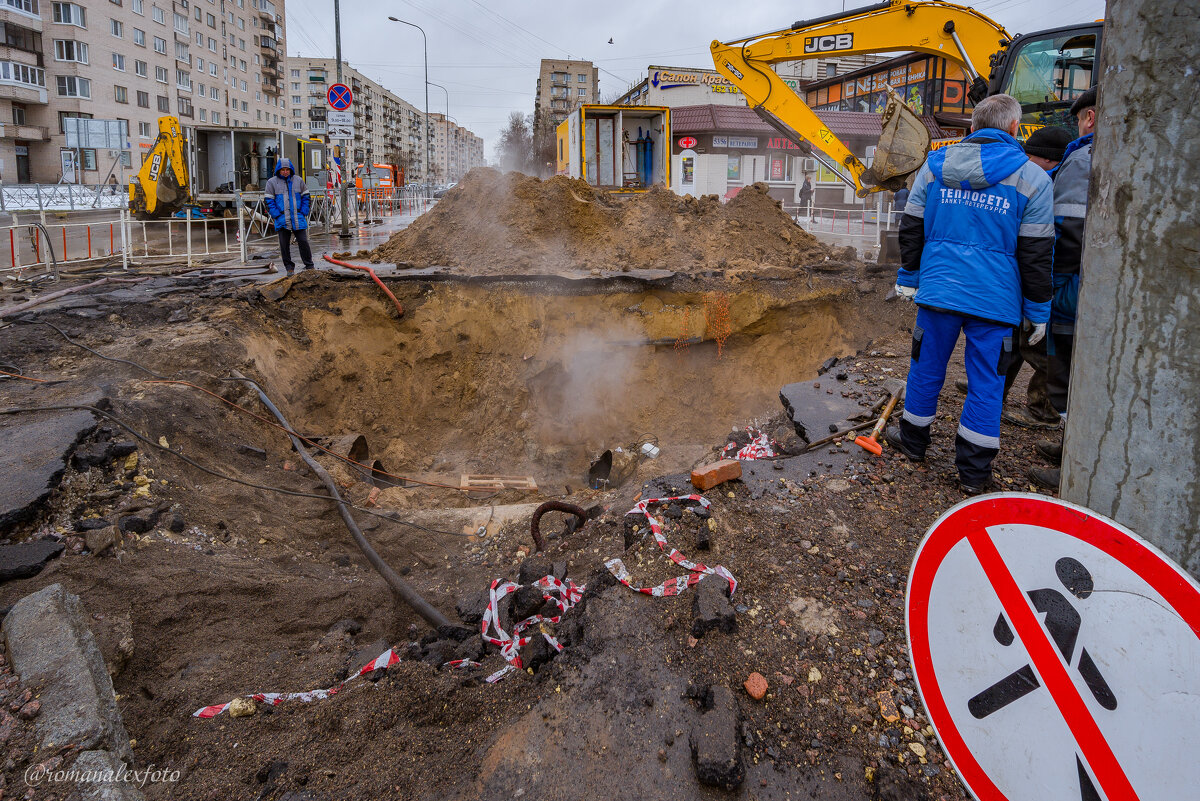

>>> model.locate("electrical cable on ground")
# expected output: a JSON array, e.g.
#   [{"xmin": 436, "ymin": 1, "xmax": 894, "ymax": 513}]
[{"xmin": 229, "ymin": 370, "xmax": 452, "ymax": 630}]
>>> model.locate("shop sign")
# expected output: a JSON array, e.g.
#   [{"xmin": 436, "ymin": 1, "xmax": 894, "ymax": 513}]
[
  {"xmin": 766, "ymin": 137, "xmax": 806, "ymax": 151},
  {"xmin": 770, "ymin": 157, "xmax": 785, "ymax": 181},
  {"xmin": 678, "ymin": 136, "xmax": 698, "ymax": 149},
  {"xmin": 651, "ymin": 69, "xmax": 736, "ymax": 90},
  {"xmin": 712, "ymin": 135, "xmax": 758, "ymax": 149}
]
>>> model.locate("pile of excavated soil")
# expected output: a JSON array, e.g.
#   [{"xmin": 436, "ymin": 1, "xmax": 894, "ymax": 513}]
[{"xmin": 370, "ymin": 168, "xmax": 832, "ymax": 274}]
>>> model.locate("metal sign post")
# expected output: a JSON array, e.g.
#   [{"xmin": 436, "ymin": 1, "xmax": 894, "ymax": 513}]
[{"xmin": 333, "ymin": 0, "xmax": 351, "ymax": 240}]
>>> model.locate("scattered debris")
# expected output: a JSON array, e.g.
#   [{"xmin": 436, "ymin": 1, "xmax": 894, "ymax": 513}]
[
  {"xmin": 690, "ymin": 686, "xmax": 745, "ymax": 790},
  {"xmin": 690, "ymin": 459, "xmax": 742, "ymax": 491},
  {"xmin": 743, "ymin": 672, "xmax": 768, "ymax": 700}
]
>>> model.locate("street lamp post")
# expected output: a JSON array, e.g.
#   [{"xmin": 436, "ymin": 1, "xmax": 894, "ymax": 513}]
[
  {"xmin": 387, "ymin": 16, "xmax": 429, "ymax": 190},
  {"xmin": 429, "ymin": 81, "xmax": 449, "ymax": 182}
]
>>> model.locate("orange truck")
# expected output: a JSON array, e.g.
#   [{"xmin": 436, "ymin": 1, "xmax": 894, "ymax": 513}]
[{"xmin": 355, "ymin": 163, "xmax": 403, "ymax": 201}]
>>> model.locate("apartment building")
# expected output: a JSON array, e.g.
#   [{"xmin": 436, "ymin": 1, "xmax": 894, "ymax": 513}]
[
  {"xmin": 534, "ymin": 58, "xmax": 598, "ymax": 129},
  {"xmin": 288, "ymin": 57, "xmax": 430, "ymax": 183},
  {"xmin": 0, "ymin": 0, "xmax": 288, "ymax": 185},
  {"xmin": 428, "ymin": 112, "xmax": 485, "ymax": 184}
]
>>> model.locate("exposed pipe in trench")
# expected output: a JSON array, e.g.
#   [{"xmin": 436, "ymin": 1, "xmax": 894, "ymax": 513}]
[
  {"xmin": 229, "ymin": 370, "xmax": 450, "ymax": 630},
  {"xmin": 530, "ymin": 501, "xmax": 589, "ymax": 553},
  {"xmin": 322, "ymin": 255, "xmax": 404, "ymax": 317}
]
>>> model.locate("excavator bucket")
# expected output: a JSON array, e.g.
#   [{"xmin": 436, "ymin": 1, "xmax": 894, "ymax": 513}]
[{"xmin": 858, "ymin": 85, "xmax": 931, "ymax": 196}]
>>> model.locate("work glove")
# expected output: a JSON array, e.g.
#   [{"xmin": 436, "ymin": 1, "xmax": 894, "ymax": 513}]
[
  {"xmin": 1024, "ymin": 318, "xmax": 1047, "ymax": 346},
  {"xmin": 894, "ymin": 284, "xmax": 917, "ymax": 301}
]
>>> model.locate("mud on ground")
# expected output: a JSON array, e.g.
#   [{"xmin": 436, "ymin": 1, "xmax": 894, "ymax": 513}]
[
  {"xmin": 0, "ymin": 263, "xmax": 1060, "ymax": 801},
  {"xmin": 369, "ymin": 168, "xmax": 834, "ymax": 275}
]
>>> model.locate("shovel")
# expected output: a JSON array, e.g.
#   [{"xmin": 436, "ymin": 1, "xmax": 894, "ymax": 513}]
[{"xmin": 855, "ymin": 379, "xmax": 906, "ymax": 456}]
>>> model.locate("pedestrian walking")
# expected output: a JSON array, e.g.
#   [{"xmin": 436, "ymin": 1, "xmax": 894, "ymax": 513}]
[
  {"xmin": 885, "ymin": 94, "xmax": 1055, "ymax": 495},
  {"xmin": 798, "ymin": 174, "xmax": 814, "ymax": 219},
  {"xmin": 264, "ymin": 157, "xmax": 314, "ymax": 277}
]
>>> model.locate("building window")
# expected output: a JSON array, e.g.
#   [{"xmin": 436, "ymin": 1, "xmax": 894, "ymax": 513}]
[
  {"xmin": 135, "ymin": 59, "xmax": 146, "ymax": 76},
  {"xmin": 578, "ymin": 88, "xmax": 585, "ymax": 96},
  {"xmin": 195, "ymin": 31, "xmax": 203, "ymax": 46},
  {"xmin": 136, "ymin": 90, "xmax": 148, "ymax": 107},
  {"xmin": 58, "ymin": 111, "xmax": 92, "ymax": 133},
  {"xmin": 56, "ymin": 75, "xmax": 90, "ymax": 97},
  {"xmin": 0, "ymin": 61, "xmax": 45, "ymax": 88},
  {"xmin": 110, "ymin": 18, "xmax": 123, "ymax": 37},
  {"xmin": 209, "ymin": 86, "xmax": 217, "ymax": 98},
  {"xmin": 114, "ymin": 84, "xmax": 127, "ymax": 102},
  {"xmin": 172, "ymin": 12, "xmax": 188, "ymax": 34},
  {"xmin": 139, "ymin": 120, "xmax": 151, "ymax": 137},
  {"xmin": 156, "ymin": 94, "xmax": 168, "ymax": 111},
  {"xmin": 81, "ymin": 148, "xmax": 96, "ymax": 170},
  {"xmin": 577, "ymin": 73, "xmax": 586, "ymax": 82},
  {"xmin": 174, "ymin": 41, "xmax": 189, "ymax": 63},
  {"xmin": 132, "ymin": 0, "xmax": 143, "ymax": 13},
  {"xmin": 291, "ymin": 94, "xmax": 299, "ymax": 104},
  {"xmin": 133, "ymin": 28, "xmax": 145, "ymax": 46},
  {"xmin": 177, "ymin": 96, "xmax": 192, "ymax": 117},
  {"xmin": 175, "ymin": 69, "xmax": 190, "ymax": 89},
  {"xmin": 209, "ymin": 63, "xmax": 216, "ymax": 76},
  {"xmin": 241, "ymin": 100, "xmax": 247, "ymax": 111},
  {"xmin": 53, "ymin": 39, "xmax": 88, "ymax": 63},
  {"xmin": 153, "ymin": 36, "xmax": 166, "ymax": 54},
  {"xmin": 155, "ymin": 65, "xmax": 167, "ymax": 82},
  {"xmin": 198, "ymin": 108, "xmax": 206, "ymax": 121},
  {"xmin": 293, "ymin": 121, "xmax": 301, "ymax": 130},
  {"xmin": 112, "ymin": 52, "xmax": 125, "ymax": 70},
  {"xmin": 151, "ymin": 5, "xmax": 164, "ymax": 24},
  {"xmin": 11, "ymin": 105, "xmax": 25, "ymax": 124},
  {"xmin": 52, "ymin": 3, "xmax": 86, "ymax": 27},
  {"xmin": 207, "ymin": 13, "xmax": 215, "ymax": 27},
  {"xmin": 208, "ymin": 38, "xmax": 216, "ymax": 52},
  {"xmin": 211, "ymin": 111, "xmax": 220, "ymax": 124},
  {"xmin": 193, "ymin": 5, "xmax": 200, "ymax": 21}
]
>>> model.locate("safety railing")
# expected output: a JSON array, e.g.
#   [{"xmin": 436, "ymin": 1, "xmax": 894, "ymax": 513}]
[{"xmin": 0, "ymin": 183, "xmax": 128, "ymax": 212}]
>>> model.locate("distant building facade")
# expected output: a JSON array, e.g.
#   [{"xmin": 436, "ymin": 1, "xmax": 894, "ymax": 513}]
[
  {"xmin": 535, "ymin": 58, "xmax": 598, "ymax": 128},
  {"xmin": 0, "ymin": 0, "xmax": 291, "ymax": 184}
]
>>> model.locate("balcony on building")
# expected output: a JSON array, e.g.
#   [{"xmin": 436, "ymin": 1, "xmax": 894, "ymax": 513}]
[
  {"xmin": 0, "ymin": 58, "xmax": 45, "ymax": 103},
  {"xmin": 0, "ymin": 121, "xmax": 47, "ymax": 140},
  {"xmin": 259, "ymin": 36, "xmax": 278, "ymax": 54},
  {"xmin": 0, "ymin": 0, "xmax": 42, "ymax": 31},
  {"xmin": 308, "ymin": 108, "xmax": 326, "ymax": 121}
]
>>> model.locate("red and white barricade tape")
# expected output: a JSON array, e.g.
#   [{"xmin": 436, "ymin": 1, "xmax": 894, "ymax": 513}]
[
  {"xmin": 722, "ymin": 428, "xmax": 777, "ymax": 460},
  {"xmin": 478, "ymin": 574, "xmax": 585, "ymax": 683},
  {"xmin": 606, "ymin": 495, "xmax": 737, "ymax": 598},
  {"xmin": 192, "ymin": 647, "xmax": 400, "ymax": 718}
]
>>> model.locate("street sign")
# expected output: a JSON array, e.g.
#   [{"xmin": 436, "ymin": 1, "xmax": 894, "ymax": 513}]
[
  {"xmin": 907, "ymin": 493, "xmax": 1200, "ymax": 801},
  {"xmin": 327, "ymin": 124, "xmax": 354, "ymax": 141},
  {"xmin": 64, "ymin": 118, "xmax": 129, "ymax": 150},
  {"xmin": 327, "ymin": 111, "xmax": 355, "ymax": 127},
  {"xmin": 327, "ymin": 83, "xmax": 353, "ymax": 110},
  {"xmin": 678, "ymin": 136, "xmax": 698, "ymax": 149}
]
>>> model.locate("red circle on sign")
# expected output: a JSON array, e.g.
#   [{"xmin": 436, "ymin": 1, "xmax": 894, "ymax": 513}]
[
  {"xmin": 906, "ymin": 493, "xmax": 1200, "ymax": 801},
  {"xmin": 327, "ymin": 83, "xmax": 353, "ymax": 110},
  {"xmin": 678, "ymin": 137, "xmax": 697, "ymax": 149}
]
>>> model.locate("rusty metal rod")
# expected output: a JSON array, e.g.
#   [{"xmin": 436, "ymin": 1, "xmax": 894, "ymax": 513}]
[
  {"xmin": 230, "ymin": 370, "xmax": 450, "ymax": 630},
  {"xmin": 530, "ymin": 500, "xmax": 588, "ymax": 553}
]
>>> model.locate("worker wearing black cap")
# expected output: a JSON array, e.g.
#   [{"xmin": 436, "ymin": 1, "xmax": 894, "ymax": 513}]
[
  {"xmin": 955, "ymin": 124, "xmax": 1074, "ymax": 428},
  {"xmin": 1000, "ymin": 125, "xmax": 1076, "ymax": 428}
]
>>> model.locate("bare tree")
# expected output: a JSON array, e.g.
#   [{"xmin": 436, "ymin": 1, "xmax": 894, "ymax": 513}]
[{"xmin": 496, "ymin": 111, "xmax": 533, "ymax": 174}]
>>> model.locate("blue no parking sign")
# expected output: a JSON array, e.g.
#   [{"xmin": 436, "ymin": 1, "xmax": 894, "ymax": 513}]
[{"xmin": 327, "ymin": 83, "xmax": 353, "ymax": 110}]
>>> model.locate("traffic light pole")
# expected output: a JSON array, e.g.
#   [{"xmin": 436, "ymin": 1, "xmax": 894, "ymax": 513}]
[{"xmin": 334, "ymin": 0, "xmax": 351, "ymax": 239}]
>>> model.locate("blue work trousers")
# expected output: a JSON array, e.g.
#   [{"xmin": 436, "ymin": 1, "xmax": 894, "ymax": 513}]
[{"xmin": 898, "ymin": 307, "xmax": 1015, "ymax": 484}]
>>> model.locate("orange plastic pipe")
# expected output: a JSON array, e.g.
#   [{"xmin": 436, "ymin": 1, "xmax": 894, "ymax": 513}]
[{"xmin": 321, "ymin": 254, "xmax": 403, "ymax": 317}]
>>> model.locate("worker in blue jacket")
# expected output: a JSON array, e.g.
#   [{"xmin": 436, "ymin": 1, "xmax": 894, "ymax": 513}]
[
  {"xmin": 264, "ymin": 157, "xmax": 313, "ymax": 277},
  {"xmin": 885, "ymin": 94, "xmax": 1055, "ymax": 494}
]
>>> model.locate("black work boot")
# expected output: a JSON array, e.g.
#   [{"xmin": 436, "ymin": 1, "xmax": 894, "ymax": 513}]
[
  {"xmin": 955, "ymin": 433, "xmax": 998, "ymax": 496},
  {"xmin": 1035, "ymin": 440, "xmax": 1063, "ymax": 465},
  {"xmin": 1029, "ymin": 466, "xmax": 1061, "ymax": 490},
  {"xmin": 884, "ymin": 421, "xmax": 926, "ymax": 462}
]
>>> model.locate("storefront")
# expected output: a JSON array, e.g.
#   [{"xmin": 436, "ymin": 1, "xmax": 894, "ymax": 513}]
[
  {"xmin": 616, "ymin": 65, "xmax": 807, "ymax": 109},
  {"xmin": 801, "ymin": 52, "xmax": 973, "ymax": 135},
  {"xmin": 670, "ymin": 103, "xmax": 949, "ymax": 209}
]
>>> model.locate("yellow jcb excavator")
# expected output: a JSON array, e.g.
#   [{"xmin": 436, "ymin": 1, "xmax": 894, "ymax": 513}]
[
  {"xmin": 711, "ymin": 0, "xmax": 1101, "ymax": 195},
  {"xmin": 128, "ymin": 116, "xmax": 190, "ymax": 218}
]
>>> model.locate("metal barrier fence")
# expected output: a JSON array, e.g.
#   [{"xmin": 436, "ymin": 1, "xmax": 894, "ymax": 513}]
[
  {"xmin": 0, "ymin": 183, "xmax": 127, "ymax": 212},
  {"xmin": 784, "ymin": 202, "xmax": 899, "ymax": 258},
  {"xmin": 0, "ymin": 186, "xmax": 437, "ymax": 279}
]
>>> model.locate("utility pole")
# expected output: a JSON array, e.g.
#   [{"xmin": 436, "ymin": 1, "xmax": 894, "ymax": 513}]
[
  {"xmin": 1060, "ymin": 0, "xmax": 1199, "ymax": 578},
  {"xmin": 334, "ymin": 0, "xmax": 350, "ymax": 239}
]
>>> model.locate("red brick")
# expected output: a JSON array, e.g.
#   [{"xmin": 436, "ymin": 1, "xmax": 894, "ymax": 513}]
[
  {"xmin": 691, "ymin": 459, "xmax": 742, "ymax": 491},
  {"xmin": 744, "ymin": 672, "xmax": 768, "ymax": 700}
]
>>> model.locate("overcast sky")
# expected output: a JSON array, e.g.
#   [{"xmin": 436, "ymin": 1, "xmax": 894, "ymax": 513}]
[{"xmin": 284, "ymin": 0, "xmax": 1108, "ymax": 158}]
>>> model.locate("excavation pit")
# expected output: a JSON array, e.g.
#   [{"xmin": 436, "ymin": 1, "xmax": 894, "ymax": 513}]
[{"xmin": 242, "ymin": 273, "xmax": 898, "ymax": 497}]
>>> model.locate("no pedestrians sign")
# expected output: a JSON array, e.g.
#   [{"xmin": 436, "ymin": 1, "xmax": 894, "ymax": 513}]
[{"xmin": 906, "ymin": 493, "xmax": 1200, "ymax": 801}]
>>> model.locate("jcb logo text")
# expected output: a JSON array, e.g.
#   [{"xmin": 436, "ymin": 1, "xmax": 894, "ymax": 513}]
[{"xmin": 804, "ymin": 33, "xmax": 853, "ymax": 53}]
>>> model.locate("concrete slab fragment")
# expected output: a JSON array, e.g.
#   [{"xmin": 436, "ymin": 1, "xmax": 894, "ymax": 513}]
[
  {"xmin": 0, "ymin": 539, "xmax": 65, "ymax": 583},
  {"xmin": 0, "ymin": 406, "xmax": 96, "ymax": 535},
  {"xmin": 779, "ymin": 380, "xmax": 866, "ymax": 443}
]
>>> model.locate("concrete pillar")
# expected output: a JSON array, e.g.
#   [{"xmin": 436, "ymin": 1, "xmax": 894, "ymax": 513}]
[{"xmin": 1060, "ymin": 0, "xmax": 1200, "ymax": 577}]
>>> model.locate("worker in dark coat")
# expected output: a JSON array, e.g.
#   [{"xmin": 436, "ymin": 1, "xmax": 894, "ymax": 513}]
[
  {"xmin": 264, "ymin": 157, "xmax": 313, "ymax": 277},
  {"xmin": 885, "ymin": 94, "xmax": 1054, "ymax": 495}
]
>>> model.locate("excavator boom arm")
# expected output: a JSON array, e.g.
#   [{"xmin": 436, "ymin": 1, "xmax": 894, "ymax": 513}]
[
  {"xmin": 711, "ymin": 0, "xmax": 1009, "ymax": 195},
  {"xmin": 129, "ymin": 116, "xmax": 190, "ymax": 217}
]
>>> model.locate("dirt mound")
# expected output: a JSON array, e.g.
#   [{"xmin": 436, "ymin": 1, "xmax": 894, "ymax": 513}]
[{"xmin": 371, "ymin": 168, "xmax": 831, "ymax": 274}]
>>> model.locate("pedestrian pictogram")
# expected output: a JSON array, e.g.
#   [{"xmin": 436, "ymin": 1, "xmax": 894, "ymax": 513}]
[
  {"xmin": 327, "ymin": 83, "xmax": 353, "ymax": 111},
  {"xmin": 906, "ymin": 493, "xmax": 1200, "ymax": 801}
]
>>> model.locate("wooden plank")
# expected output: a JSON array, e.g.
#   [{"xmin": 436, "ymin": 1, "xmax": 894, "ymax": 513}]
[{"xmin": 459, "ymin": 474, "xmax": 538, "ymax": 492}]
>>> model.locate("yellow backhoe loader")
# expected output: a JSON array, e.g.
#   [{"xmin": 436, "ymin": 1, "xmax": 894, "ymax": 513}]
[
  {"xmin": 128, "ymin": 116, "xmax": 191, "ymax": 218},
  {"xmin": 711, "ymin": 0, "xmax": 1101, "ymax": 195}
]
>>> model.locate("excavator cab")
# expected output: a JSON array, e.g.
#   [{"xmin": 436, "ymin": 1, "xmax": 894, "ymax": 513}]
[{"xmin": 988, "ymin": 24, "xmax": 1101, "ymax": 140}]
